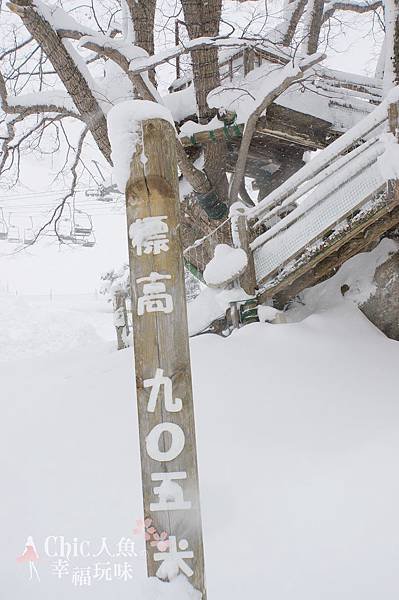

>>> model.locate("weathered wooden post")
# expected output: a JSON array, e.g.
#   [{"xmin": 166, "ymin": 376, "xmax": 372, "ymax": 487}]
[
  {"xmin": 230, "ymin": 207, "xmax": 257, "ymax": 297},
  {"xmin": 388, "ymin": 100, "xmax": 399, "ymax": 137},
  {"xmin": 229, "ymin": 204, "xmax": 257, "ymax": 327},
  {"xmin": 125, "ymin": 117, "xmax": 206, "ymax": 597},
  {"xmin": 113, "ymin": 289, "xmax": 129, "ymax": 351}
]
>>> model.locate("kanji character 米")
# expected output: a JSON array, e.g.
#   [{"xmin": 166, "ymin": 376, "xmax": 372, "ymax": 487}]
[{"xmin": 154, "ymin": 536, "xmax": 193, "ymax": 579}]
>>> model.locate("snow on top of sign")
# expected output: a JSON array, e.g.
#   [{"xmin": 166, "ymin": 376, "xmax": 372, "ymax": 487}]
[
  {"xmin": 203, "ymin": 244, "xmax": 248, "ymax": 288},
  {"xmin": 107, "ymin": 100, "xmax": 175, "ymax": 193},
  {"xmin": 129, "ymin": 216, "xmax": 167, "ymax": 246}
]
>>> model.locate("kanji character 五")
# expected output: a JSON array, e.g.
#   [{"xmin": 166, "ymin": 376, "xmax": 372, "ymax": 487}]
[{"xmin": 150, "ymin": 472, "xmax": 191, "ymax": 512}]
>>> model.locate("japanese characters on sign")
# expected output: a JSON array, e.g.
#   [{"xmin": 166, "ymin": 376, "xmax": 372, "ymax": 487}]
[{"xmin": 129, "ymin": 213, "xmax": 198, "ymax": 582}]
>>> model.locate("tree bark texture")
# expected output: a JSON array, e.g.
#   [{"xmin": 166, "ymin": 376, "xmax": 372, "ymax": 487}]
[
  {"xmin": 126, "ymin": 0, "xmax": 157, "ymax": 85},
  {"xmin": 181, "ymin": 0, "xmax": 229, "ymax": 205}
]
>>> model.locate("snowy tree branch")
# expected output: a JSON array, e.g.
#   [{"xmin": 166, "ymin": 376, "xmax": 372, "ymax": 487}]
[
  {"xmin": 229, "ymin": 53, "xmax": 325, "ymax": 204},
  {"xmin": 323, "ymin": 0, "xmax": 382, "ymax": 21}
]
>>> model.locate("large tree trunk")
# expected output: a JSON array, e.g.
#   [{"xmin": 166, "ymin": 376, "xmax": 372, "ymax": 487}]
[
  {"xmin": 181, "ymin": 0, "xmax": 229, "ymax": 214},
  {"xmin": 126, "ymin": 0, "xmax": 157, "ymax": 85}
]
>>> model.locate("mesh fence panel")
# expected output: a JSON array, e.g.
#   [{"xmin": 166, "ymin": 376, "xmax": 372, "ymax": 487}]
[{"xmin": 254, "ymin": 151, "xmax": 385, "ymax": 282}]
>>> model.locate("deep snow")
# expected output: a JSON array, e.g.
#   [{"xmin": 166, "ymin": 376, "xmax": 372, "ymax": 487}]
[{"xmin": 1, "ymin": 243, "xmax": 399, "ymax": 599}]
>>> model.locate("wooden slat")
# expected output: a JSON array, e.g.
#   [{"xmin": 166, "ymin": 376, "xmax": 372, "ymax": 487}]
[{"xmin": 258, "ymin": 182, "xmax": 399, "ymax": 305}]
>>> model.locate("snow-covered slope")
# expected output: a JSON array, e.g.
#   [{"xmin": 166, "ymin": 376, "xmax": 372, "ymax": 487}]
[{"xmin": 1, "ymin": 260, "xmax": 399, "ymax": 599}]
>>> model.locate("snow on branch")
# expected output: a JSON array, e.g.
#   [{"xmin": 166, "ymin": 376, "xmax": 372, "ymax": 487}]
[
  {"xmin": 7, "ymin": 91, "xmax": 78, "ymax": 117},
  {"xmin": 32, "ymin": 0, "xmax": 96, "ymax": 37},
  {"xmin": 0, "ymin": 71, "xmax": 76, "ymax": 118},
  {"xmin": 228, "ymin": 53, "xmax": 325, "ymax": 204},
  {"xmin": 128, "ymin": 37, "xmax": 252, "ymax": 75},
  {"xmin": 7, "ymin": 0, "xmax": 112, "ymax": 162},
  {"xmin": 323, "ymin": 0, "xmax": 382, "ymax": 21}
]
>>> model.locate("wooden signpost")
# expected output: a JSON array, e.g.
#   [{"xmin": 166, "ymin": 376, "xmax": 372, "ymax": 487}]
[{"xmin": 125, "ymin": 117, "xmax": 206, "ymax": 597}]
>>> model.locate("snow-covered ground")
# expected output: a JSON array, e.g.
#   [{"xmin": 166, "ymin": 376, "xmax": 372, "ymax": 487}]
[{"xmin": 2, "ymin": 243, "xmax": 399, "ymax": 600}]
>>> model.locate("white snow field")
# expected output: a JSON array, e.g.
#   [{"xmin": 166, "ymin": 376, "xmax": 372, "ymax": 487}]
[{"xmin": 1, "ymin": 243, "xmax": 399, "ymax": 600}]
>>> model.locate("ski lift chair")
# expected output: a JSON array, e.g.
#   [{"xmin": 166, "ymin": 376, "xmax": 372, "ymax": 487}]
[
  {"xmin": 74, "ymin": 210, "xmax": 93, "ymax": 235},
  {"xmin": 0, "ymin": 209, "xmax": 8, "ymax": 240},
  {"xmin": 0, "ymin": 221, "xmax": 8, "ymax": 240},
  {"xmin": 8, "ymin": 225, "xmax": 21, "ymax": 243},
  {"xmin": 58, "ymin": 218, "xmax": 73, "ymax": 241},
  {"xmin": 23, "ymin": 217, "xmax": 35, "ymax": 244},
  {"xmin": 23, "ymin": 227, "xmax": 35, "ymax": 244},
  {"xmin": 83, "ymin": 232, "xmax": 96, "ymax": 247}
]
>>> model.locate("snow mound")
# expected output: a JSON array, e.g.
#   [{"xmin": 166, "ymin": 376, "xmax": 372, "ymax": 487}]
[
  {"xmin": 288, "ymin": 237, "xmax": 399, "ymax": 320},
  {"xmin": 203, "ymin": 244, "xmax": 248, "ymax": 287}
]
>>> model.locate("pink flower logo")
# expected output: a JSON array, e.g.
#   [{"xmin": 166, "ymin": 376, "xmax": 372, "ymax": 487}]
[{"xmin": 133, "ymin": 518, "xmax": 169, "ymax": 551}]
